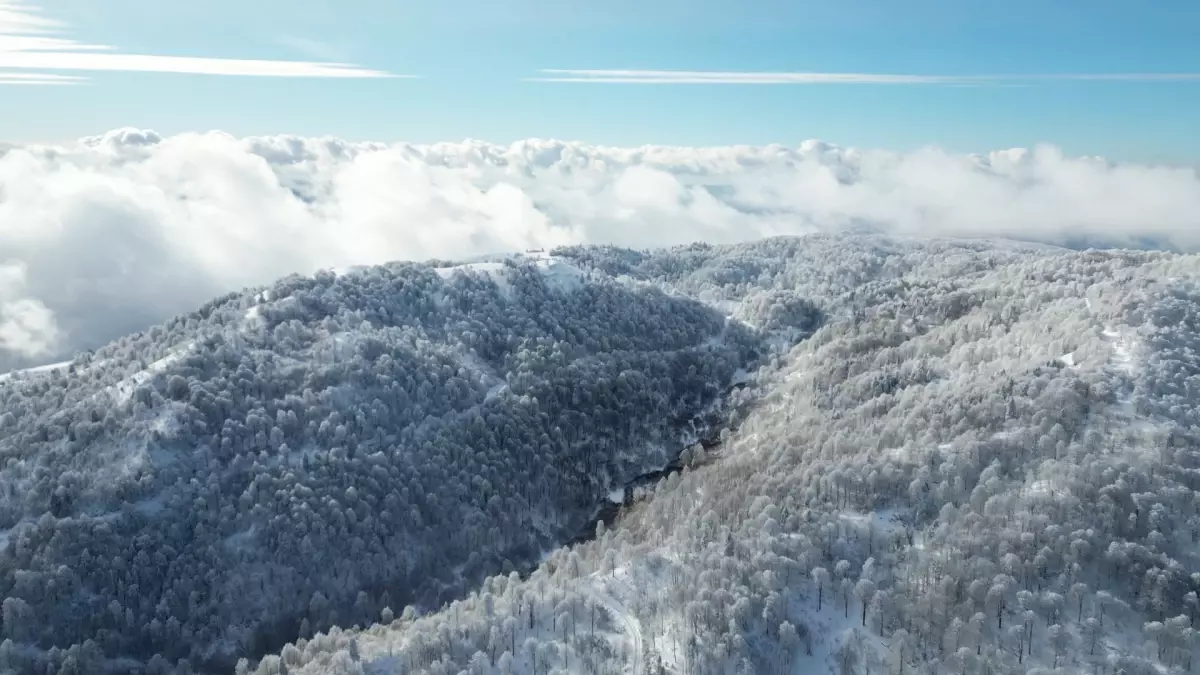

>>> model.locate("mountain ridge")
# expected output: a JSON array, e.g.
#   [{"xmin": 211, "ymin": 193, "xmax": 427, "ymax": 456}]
[{"xmin": 3, "ymin": 234, "xmax": 1199, "ymax": 675}]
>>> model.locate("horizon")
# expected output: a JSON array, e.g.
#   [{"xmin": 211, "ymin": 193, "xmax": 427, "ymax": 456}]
[
  {"xmin": 3, "ymin": 0, "xmax": 1200, "ymax": 371},
  {"xmin": 0, "ymin": 227, "xmax": 1182, "ymax": 376}
]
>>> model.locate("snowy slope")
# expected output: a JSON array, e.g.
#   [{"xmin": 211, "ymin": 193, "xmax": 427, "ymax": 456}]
[
  {"xmin": 259, "ymin": 237, "xmax": 1200, "ymax": 675},
  {"xmin": 432, "ymin": 250, "xmax": 588, "ymax": 301},
  {"xmin": 0, "ymin": 248, "xmax": 754, "ymax": 675}
]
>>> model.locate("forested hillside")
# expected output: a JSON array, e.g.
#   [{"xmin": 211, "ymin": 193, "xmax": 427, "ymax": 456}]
[
  {"xmin": 250, "ymin": 236, "xmax": 1200, "ymax": 675},
  {"xmin": 0, "ymin": 254, "xmax": 768, "ymax": 674},
  {"xmin": 3, "ymin": 235, "xmax": 1199, "ymax": 675}
]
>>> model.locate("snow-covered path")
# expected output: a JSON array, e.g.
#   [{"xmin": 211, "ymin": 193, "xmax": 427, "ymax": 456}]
[
  {"xmin": 0, "ymin": 360, "xmax": 71, "ymax": 383},
  {"xmin": 583, "ymin": 567, "xmax": 646, "ymax": 674},
  {"xmin": 1101, "ymin": 326, "xmax": 1136, "ymax": 375}
]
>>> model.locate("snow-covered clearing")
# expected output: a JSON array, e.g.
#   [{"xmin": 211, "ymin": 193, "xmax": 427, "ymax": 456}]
[
  {"xmin": 1101, "ymin": 326, "xmax": 1137, "ymax": 376},
  {"xmin": 435, "ymin": 260, "xmax": 510, "ymax": 281},
  {"xmin": 0, "ymin": 359, "xmax": 71, "ymax": 383},
  {"xmin": 784, "ymin": 583, "xmax": 888, "ymax": 675},
  {"xmin": 434, "ymin": 250, "xmax": 586, "ymax": 296},
  {"xmin": 107, "ymin": 342, "xmax": 194, "ymax": 404},
  {"xmin": 840, "ymin": 507, "xmax": 907, "ymax": 539},
  {"xmin": 1097, "ymin": 324, "xmax": 1167, "ymax": 455},
  {"xmin": 532, "ymin": 255, "xmax": 586, "ymax": 293}
]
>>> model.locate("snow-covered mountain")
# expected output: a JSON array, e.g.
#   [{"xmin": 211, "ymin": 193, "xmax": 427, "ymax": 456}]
[
  {"xmin": 4, "ymin": 234, "xmax": 1200, "ymax": 675},
  {"xmin": 0, "ymin": 252, "xmax": 768, "ymax": 674},
  {"xmin": 263, "ymin": 236, "xmax": 1200, "ymax": 675}
]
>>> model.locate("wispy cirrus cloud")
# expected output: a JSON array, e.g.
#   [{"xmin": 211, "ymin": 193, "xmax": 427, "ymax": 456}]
[
  {"xmin": 528, "ymin": 68, "xmax": 1200, "ymax": 85},
  {"xmin": 0, "ymin": 1, "xmax": 403, "ymax": 85},
  {"xmin": 0, "ymin": 71, "xmax": 82, "ymax": 84},
  {"xmin": 528, "ymin": 69, "xmax": 977, "ymax": 84},
  {"xmin": 1031, "ymin": 73, "xmax": 1200, "ymax": 82}
]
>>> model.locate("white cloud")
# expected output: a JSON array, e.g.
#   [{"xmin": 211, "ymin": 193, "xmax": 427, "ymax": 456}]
[
  {"xmin": 0, "ymin": 1, "xmax": 400, "ymax": 84},
  {"xmin": 1, "ymin": 129, "xmax": 1198, "ymax": 368},
  {"xmin": 1033, "ymin": 73, "xmax": 1200, "ymax": 82},
  {"xmin": 530, "ymin": 69, "xmax": 1200, "ymax": 84},
  {"xmin": 0, "ymin": 262, "xmax": 59, "ymax": 358},
  {"xmin": 0, "ymin": 71, "xmax": 81, "ymax": 84}
]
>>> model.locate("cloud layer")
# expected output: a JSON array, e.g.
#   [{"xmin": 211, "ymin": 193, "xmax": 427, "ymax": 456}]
[
  {"xmin": 0, "ymin": 1, "xmax": 397, "ymax": 84},
  {"xmin": 1, "ymin": 129, "xmax": 1198, "ymax": 368}
]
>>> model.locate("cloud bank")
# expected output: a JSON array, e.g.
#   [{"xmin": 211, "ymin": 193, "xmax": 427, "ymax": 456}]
[
  {"xmin": 1, "ymin": 129, "xmax": 1198, "ymax": 368},
  {"xmin": 0, "ymin": 1, "xmax": 398, "ymax": 84}
]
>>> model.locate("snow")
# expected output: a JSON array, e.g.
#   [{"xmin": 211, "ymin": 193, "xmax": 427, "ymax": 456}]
[
  {"xmin": 841, "ymin": 507, "xmax": 907, "ymax": 536},
  {"xmin": 580, "ymin": 555, "xmax": 711, "ymax": 675},
  {"xmin": 1025, "ymin": 479, "xmax": 1060, "ymax": 498},
  {"xmin": 132, "ymin": 494, "xmax": 167, "ymax": 517},
  {"xmin": 533, "ymin": 255, "xmax": 586, "ymax": 292},
  {"xmin": 1102, "ymin": 326, "xmax": 1137, "ymax": 375},
  {"xmin": 434, "ymin": 260, "xmax": 515, "ymax": 298},
  {"xmin": 434, "ymin": 260, "xmax": 509, "ymax": 278},
  {"xmin": 107, "ymin": 343, "xmax": 193, "ymax": 404},
  {"xmin": 784, "ymin": 583, "xmax": 887, "ymax": 675},
  {"xmin": 433, "ymin": 250, "xmax": 586, "ymax": 296},
  {"xmin": 485, "ymin": 381, "xmax": 509, "ymax": 402},
  {"xmin": 223, "ymin": 524, "xmax": 259, "ymax": 553},
  {"xmin": 242, "ymin": 304, "xmax": 265, "ymax": 332},
  {"xmin": 607, "ymin": 488, "xmax": 626, "ymax": 504},
  {"xmin": 344, "ymin": 559, "xmax": 660, "ymax": 675},
  {"xmin": 0, "ymin": 360, "xmax": 71, "ymax": 383},
  {"xmin": 584, "ymin": 565, "xmax": 647, "ymax": 672},
  {"xmin": 693, "ymin": 291, "xmax": 741, "ymax": 318},
  {"xmin": 973, "ymin": 315, "xmax": 1178, "ymax": 671},
  {"xmin": 1058, "ymin": 352, "xmax": 1076, "ymax": 367},
  {"xmin": 451, "ymin": 348, "xmax": 508, "ymax": 404},
  {"xmin": 571, "ymin": 526, "xmax": 903, "ymax": 675}
]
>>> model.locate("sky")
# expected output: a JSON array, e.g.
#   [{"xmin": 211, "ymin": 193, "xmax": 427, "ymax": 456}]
[{"xmin": 2, "ymin": 0, "xmax": 1200, "ymax": 160}]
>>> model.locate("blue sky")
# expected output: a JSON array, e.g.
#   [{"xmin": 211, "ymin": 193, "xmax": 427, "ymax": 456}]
[{"xmin": 2, "ymin": 0, "xmax": 1199, "ymax": 161}]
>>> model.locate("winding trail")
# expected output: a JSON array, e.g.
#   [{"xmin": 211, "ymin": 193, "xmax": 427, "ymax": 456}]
[{"xmin": 583, "ymin": 568, "xmax": 646, "ymax": 675}]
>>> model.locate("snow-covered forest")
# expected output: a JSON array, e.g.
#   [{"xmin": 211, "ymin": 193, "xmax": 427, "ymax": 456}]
[{"xmin": 2, "ymin": 234, "xmax": 1199, "ymax": 675}]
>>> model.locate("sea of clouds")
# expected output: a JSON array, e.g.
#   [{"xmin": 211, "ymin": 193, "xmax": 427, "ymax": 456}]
[{"xmin": 2, "ymin": 127, "xmax": 1199, "ymax": 368}]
